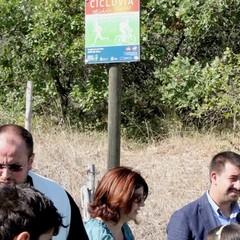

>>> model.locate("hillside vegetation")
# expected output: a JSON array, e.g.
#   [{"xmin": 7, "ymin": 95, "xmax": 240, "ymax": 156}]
[{"xmin": 1, "ymin": 0, "xmax": 240, "ymax": 140}]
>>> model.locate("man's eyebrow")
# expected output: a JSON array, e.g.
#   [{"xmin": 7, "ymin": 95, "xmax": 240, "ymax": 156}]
[{"xmin": 228, "ymin": 174, "xmax": 239, "ymax": 177}]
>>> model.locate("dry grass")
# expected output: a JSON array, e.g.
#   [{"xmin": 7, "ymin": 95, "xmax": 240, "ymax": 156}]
[{"xmin": 32, "ymin": 128, "xmax": 240, "ymax": 239}]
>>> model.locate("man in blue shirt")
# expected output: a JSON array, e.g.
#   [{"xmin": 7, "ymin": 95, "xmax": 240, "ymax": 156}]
[{"xmin": 167, "ymin": 151, "xmax": 240, "ymax": 240}]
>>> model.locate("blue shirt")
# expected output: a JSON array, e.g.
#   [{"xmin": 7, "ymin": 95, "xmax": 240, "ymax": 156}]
[
  {"xmin": 84, "ymin": 218, "xmax": 135, "ymax": 240},
  {"xmin": 206, "ymin": 191, "xmax": 240, "ymax": 225}
]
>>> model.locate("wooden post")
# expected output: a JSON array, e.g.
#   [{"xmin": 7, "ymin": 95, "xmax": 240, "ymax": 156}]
[
  {"xmin": 107, "ymin": 63, "xmax": 122, "ymax": 169},
  {"xmin": 25, "ymin": 81, "xmax": 33, "ymax": 132},
  {"xmin": 86, "ymin": 164, "xmax": 95, "ymax": 203},
  {"xmin": 80, "ymin": 164, "xmax": 96, "ymax": 222}
]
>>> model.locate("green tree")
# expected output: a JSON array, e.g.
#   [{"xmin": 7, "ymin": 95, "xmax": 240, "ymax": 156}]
[{"xmin": 1, "ymin": 0, "xmax": 240, "ymax": 138}]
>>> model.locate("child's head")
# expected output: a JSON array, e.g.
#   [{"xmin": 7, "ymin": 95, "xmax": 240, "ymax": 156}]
[
  {"xmin": 208, "ymin": 224, "xmax": 240, "ymax": 240},
  {"xmin": 0, "ymin": 184, "xmax": 63, "ymax": 240}
]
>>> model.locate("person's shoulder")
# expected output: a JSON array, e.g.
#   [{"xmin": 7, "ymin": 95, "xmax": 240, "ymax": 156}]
[
  {"xmin": 84, "ymin": 219, "xmax": 113, "ymax": 240},
  {"xmin": 171, "ymin": 192, "xmax": 208, "ymax": 216},
  {"xmin": 122, "ymin": 223, "xmax": 135, "ymax": 240},
  {"xmin": 28, "ymin": 171, "xmax": 71, "ymax": 238},
  {"xmin": 84, "ymin": 218, "xmax": 107, "ymax": 229},
  {"xmin": 28, "ymin": 171, "xmax": 68, "ymax": 200},
  {"xmin": 183, "ymin": 192, "xmax": 208, "ymax": 208},
  {"xmin": 29, "ymin": 171, "xmax": 64, "ymax": 188}
]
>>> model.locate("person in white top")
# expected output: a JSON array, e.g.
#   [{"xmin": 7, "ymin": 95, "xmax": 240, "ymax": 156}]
[{"xmin": 0, "ymin": 124, "xmax": 89, "ymax": 240}]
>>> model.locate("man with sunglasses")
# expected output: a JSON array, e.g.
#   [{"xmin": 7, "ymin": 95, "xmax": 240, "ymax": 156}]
[
  {"xmin": 167, "ymin": 151, "xmax": 240, "ymax": 240},
  {"xmin": 0, "ymin": 124, "xmax": 89, "ymax": 240}
]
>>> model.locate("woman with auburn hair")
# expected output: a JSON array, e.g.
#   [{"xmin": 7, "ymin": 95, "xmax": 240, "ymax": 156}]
[{"xmin": 84, "ymin": 166, "xmax": 148, "ymax": 240}]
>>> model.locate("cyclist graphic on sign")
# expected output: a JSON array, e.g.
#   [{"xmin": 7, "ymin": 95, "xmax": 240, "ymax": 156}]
[
  {"xmin": 93, "ymin": 21, "xmax": 109, "ymax": 45},
  {"xmin": 115, "ymin": 20, "xmax": 136, "ymax": 45}
]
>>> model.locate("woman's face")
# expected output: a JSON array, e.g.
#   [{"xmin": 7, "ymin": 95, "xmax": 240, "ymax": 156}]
[{"xmin": 121, "ymin": 186, "xmax": 146, "ymax": 222}]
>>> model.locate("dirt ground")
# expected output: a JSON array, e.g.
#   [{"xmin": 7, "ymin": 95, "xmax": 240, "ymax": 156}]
[{"xmin": 32, "ymin": 129, "xmax": 240, "ymax": 239}]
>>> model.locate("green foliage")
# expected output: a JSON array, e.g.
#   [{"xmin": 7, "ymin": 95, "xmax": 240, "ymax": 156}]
[
  {"xmin": 158, "ymin": 48, "xmax": 240, "ymax": 129},
  {"xmin": 69, "ymin": 65, "xmax": 109, "ymax": 129},
  {"xmin": 1, "ymin": 0, "xmax": 240, "ymax": 139}
]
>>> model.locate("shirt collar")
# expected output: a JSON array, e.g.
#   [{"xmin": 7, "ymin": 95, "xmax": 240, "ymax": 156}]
[
  {"xmin": 26, "ymin": 175, "xmax": 33, "ymax": 186},
  {"xmin": 207, "ymin": 191, "xmax": 240, "ymax": 218}
]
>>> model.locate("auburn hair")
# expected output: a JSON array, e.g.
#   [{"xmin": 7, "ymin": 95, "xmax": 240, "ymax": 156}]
[{"xmin": 88, "ymin": 166, "xmax": 148, "ymax": 223}]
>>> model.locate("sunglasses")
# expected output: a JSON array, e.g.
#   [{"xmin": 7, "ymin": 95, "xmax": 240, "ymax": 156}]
[
  {"xmin": 0, "ymin": 163, "xmax": 24, "ymax": 172},
  {"xmin": 132, "ymin": 194, "xmax": 147, "ymax": 204}
]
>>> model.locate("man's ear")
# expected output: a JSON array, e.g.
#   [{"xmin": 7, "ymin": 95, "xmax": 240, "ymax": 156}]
[
  {"xmin": 28, "ymin": 153, "xmax": 35, "ymax": 170},
  {"xmin": 14, "ymin": 232, "xmax": 30, "ymax": 240},
  {"xmin": 210, "ymin": 171, "xmax": 217, "ymax": 184}
]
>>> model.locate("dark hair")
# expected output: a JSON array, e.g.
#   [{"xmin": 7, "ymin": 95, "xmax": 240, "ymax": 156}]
[
  {"xmin": 207, "ymin": 224, "xmax": 240, "ymax": 240},
  {"xmin": 88, "ymin": 166, "xmax": 148, "ymax": 224},
  {"xmin": 0, "ymin": 124, "xmax": 34, "ymax": 158},
  {"xmin": 209, "ymin": 151, "xmax": 240, "ymax": 176},
  {"xmin": 0, "ymin": 184, "xmax": 63, "ymax": 240}
]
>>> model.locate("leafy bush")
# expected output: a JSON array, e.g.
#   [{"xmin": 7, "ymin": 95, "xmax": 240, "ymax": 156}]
[{"xmin": 158, "ymin": 48, "xmax": 240, "ymax": 131}]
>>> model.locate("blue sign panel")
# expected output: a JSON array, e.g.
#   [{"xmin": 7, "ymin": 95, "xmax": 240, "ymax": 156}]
[{"xmin": 85, "ymin": 45, "xmax": 140, "ymax": 64}]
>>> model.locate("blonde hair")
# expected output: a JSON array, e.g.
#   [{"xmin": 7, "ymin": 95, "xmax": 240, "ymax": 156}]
[{"xmin": 207, "ymin": 224, "xmax": 240, "ymax": 240}]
